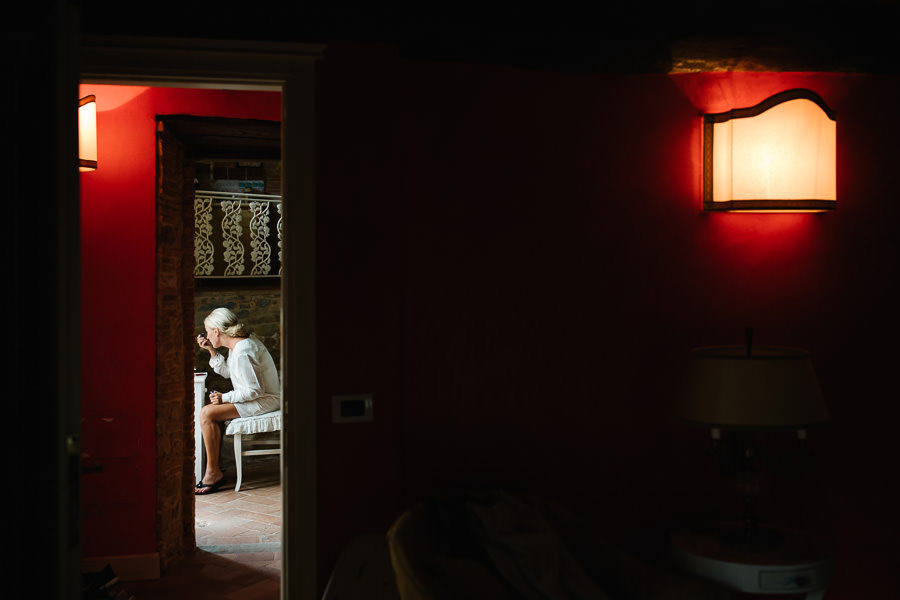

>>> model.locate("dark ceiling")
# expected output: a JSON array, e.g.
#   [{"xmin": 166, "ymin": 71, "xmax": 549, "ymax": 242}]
[
  {"xmin": 80, "ymin": 1, "xmax": 900, "ymax": 73},
  {"xmin": 159, "ymin": 117, "xmax": 280, "ymax": 159}
]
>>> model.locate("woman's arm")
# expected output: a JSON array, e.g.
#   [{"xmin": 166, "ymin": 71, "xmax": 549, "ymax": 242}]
[{"xmin": 209, "ymin": 352, "xmax": 230, "ymax": 378}]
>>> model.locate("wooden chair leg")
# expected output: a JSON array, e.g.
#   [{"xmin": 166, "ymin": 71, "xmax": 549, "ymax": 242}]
[{"xmin": 234, "ymin": 433, "xmax": 243, "ymax": 492}]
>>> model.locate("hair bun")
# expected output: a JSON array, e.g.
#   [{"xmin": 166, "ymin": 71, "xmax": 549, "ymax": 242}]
[
  {"xmin": 226, "ymin": 322, "xmax": 252, "ymax": 337},
  {"xmin": 204, "ymin": 307, "xmax": 252, "ymax": 337}
]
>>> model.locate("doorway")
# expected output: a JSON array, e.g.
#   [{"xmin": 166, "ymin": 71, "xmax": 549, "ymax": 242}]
[
  {"xmin": 79, "ymin": 85, "xmax": 284, "ymax": 577},
  {"xmin": 79, "ymin": 36, "xmax": 320, "ymax": 600},
  {"xmin": 160, "ymin": 116, "xmax": 284, "ymax": 572}
]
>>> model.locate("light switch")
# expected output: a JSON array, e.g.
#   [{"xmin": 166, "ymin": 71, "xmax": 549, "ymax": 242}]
[{"xmin": 332, "ymin": 394, "xmax": 374, "ymax": 423}]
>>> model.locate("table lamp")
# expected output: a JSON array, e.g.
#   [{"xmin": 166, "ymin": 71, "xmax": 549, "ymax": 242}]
[{"xmin": 678, "ymin": 329, "xmax": 829, "ymax": 550}]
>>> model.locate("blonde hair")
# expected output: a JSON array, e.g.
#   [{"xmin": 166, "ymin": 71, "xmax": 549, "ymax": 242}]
[{"xmin": 204, "ymin": 307, "xmax": 252, "ymax": 338}]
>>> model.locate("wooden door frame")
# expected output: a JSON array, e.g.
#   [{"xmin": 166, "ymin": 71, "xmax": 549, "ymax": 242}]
[{"xmin": 80, "ymin": 35, "xmax": 322, "ymax": 600}]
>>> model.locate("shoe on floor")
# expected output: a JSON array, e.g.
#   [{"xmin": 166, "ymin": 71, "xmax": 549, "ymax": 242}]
[{"xmin": 195, "ymin": 476, "xmax": 227, "ymax": 495}]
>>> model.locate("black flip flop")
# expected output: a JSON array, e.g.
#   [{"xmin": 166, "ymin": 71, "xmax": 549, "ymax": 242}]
[
  {"xmin": 195, "ymin": 477, "xmax": 227, "ymax": 495},
  {"xmin": 196, "ymin": 471, "xmax": 226, "ymax": 489}
]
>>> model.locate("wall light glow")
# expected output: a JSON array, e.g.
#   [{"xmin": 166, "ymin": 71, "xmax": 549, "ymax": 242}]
[
  {"xmin": 79, "ymin": 95, "xmax": 97, "ymax": 172},
  {"xmin": 704, "ymin": 89, "xmax": 835, "ymax": 212}
]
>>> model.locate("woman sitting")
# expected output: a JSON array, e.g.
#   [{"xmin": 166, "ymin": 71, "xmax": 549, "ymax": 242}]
[{"xmin": 195, "ymin": 307, "xmax": 281, "ymax": 494}]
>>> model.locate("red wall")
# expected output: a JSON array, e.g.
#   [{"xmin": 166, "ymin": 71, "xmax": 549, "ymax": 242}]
[
  {"xmin": 78, "ymin": 61, "xmax": 899, "ymax": 599},
  {"xmin": 79, "ymin": 85, "xmax": 280, "ymax": 557},
  {"xmin": 315, "ymin": 54, "xmax": 899, "ymax": 597}
]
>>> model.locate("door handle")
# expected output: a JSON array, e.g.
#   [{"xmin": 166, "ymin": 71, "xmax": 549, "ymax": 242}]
[{"xmin": 81, "ymin": 455, "xmax": 104, "ymax": 475}]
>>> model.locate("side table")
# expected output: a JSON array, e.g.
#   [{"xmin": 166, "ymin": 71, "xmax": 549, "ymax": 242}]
[{"xmin": 670, "ymin": 522, "xmax": 831, "ymax": 599}]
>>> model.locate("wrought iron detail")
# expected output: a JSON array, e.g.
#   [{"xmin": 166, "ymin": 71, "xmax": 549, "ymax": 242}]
[
  {"xmin": 194, "ymin": 196, "xmax": 215, "ymax": 276},
  {"xmin": 249, "ymin": 201, "xmax": 272, "ymax": 275},
  {"xmin": 193, "ymin": 191, "xmax": 283, "ymax": 279},
  {"xmin": 276, "ymin": 203, "xmax": 283, "ymax": 275},
  {"xmin": 220, "ymin": 200, "xmax": 245, "ymax": 276}
]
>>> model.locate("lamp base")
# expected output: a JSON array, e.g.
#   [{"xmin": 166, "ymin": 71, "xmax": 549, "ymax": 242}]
[{"xmin": 671, "ymin": 524, "xmax": 832, "ymax": 596}]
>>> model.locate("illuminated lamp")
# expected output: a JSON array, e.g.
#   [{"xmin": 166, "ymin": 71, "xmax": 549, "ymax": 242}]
[
  {"xmin": 703, "ymin": 89, "xmax": 835, "ymax": 212},
  {"xmin": 79, "ymin": 95, "xmax": 97, "ymax": 172}
]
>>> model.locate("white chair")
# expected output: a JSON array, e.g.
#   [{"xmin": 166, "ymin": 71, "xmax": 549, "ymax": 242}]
[{"xmin": 224, "ymin": 411, "xmax": 281, "ymax": 492}]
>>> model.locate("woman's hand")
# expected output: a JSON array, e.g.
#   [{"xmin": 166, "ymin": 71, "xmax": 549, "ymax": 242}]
[
  {"xmin": 197, "ymin": 334, "xmax": 216, "ymax": 356},
  {"xmin": 209, "ymin": 391, "xmax": 223, "ymax": 405}
]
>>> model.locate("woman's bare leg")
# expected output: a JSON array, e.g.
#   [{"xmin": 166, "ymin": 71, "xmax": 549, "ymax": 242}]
[{"xmin": 199, "ymin": 403, "xmax": 240, "ymax": 485}]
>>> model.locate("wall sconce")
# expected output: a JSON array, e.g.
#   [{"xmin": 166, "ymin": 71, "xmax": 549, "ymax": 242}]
[
  {"xmin": 703, "ymin": 89, "xmax": 835, "ymax": 212},
  {"xmin": 79, "ymin": 95, "xmax": 97, "ymax": 172}
]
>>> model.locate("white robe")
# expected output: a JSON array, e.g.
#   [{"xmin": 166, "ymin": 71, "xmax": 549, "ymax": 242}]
[{"xmin": 209, "ymin": 335, "xmax": 281, "ymax": 417}]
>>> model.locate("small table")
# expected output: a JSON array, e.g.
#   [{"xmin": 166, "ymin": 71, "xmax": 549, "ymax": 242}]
[
  {"xmin": 193, "ymin": 372, "xmax": 208, "ymax": 485},
  {"xmin": 670, "ymin": 522, "xmax": 831, "ymax": 599}
]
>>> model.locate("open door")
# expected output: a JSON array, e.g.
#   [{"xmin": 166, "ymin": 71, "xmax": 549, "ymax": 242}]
[{"xmin": 9, "ymin": 3, "xmax": 83, "ymax": 598}]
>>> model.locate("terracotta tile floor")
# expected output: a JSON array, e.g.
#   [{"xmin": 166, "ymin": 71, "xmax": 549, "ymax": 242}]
[
  {"xmin": 125, "ymin": 452, "xmax": 282, "ymax": 599},
  {"xmin": 195, "ymin": 454, "xmax": 282, "ymax": 574}
]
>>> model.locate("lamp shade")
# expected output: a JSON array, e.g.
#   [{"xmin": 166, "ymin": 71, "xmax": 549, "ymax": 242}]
[
  {"xmin": 680, "ymin": 346, "xmax": 828, "ymax": 429},
  {"xmin": 79, "ymin": 95, "xmax": 97, "ymax": 172},
  {"xmin": 703, "ymin": 89, "xmax": 835, "ymax": 212}
]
